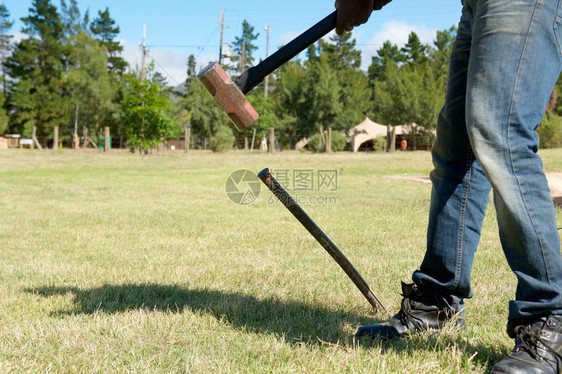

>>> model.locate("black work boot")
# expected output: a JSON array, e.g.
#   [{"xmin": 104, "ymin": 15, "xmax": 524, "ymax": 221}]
[
  {"xmin": 355, "ymin": 282, "xmax": 465, "ymax": 340},
  {"xmin": 491, "ymin": 315, "xmax": 562, "ymax": 374}
]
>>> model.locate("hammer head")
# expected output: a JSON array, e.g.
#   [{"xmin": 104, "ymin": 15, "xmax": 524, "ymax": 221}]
[{"xmin": 197, "ymin": 62, "xmax": 259, "ymax": 131}]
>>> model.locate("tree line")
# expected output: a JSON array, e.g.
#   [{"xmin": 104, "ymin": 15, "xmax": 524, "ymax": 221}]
[{"xmin": 1, "ymin": 1, "xmax": 561, "ymax": 152}]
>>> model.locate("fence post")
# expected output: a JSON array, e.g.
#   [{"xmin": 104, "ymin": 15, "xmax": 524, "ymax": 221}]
[
  {"xmin": 326, "ymin": 128, "xmax": 332, "ymax": 153},
  {"xmin": 53, "ymin": 126, "xmax": 59, "ymax": 151},
  {"xmin": 184, "ymin": 127, "xmax": 191, "ymax": 154},
  {"xmin": 268, "ymin": 128, "xmax": 275, "ymax": 154},
  {"xmin": 82, "ymin": 127, "xmax": 87, "ymax": 148},
  {"xmin": 32, "ymin": 127, "xmax": 42, "ymax": 150},
  {"xmin": 104, "ymin": 126, "xmax": 110, "ymax": 151}
]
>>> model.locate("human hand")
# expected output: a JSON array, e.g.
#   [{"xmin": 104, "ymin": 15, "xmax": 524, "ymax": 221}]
[{"xmin": 334, "ymin": 0, "xmax": 392, "ymax": 35}]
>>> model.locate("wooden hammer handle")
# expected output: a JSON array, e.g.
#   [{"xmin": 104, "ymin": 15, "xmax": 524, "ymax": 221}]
[
  {"xmin": 258, "ymin": 168, "xmax": 387, "ymax": 313},
  {"xmin": 235, "ymin": 11, "xmax": 337, "ymax": 94}
]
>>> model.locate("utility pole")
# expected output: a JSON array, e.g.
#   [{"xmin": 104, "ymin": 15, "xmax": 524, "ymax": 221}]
[
  {"xmin": 264, "ymin": 25, "xmax": 270, "ymax": 98},
  {"xmin": 219, "ymin": 10, "xmax": 225, "ymax": 65},
  {"xmin": 73, "ymin": 102, "xmax": 79, "ymax": 149},
  {"xmin": 241, "ymin": 40, "xmax": 246, "ymax": 73},
  {"xmin": 140, "ymin": 24, "xmax": 147, "ymax": 83},
  {"xmin": 139, "ymin": 25, "xmax": 147, "ymax": 150}
]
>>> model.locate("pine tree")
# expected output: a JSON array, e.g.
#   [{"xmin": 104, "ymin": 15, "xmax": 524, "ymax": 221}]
[
  {"xmin": 401, "ymin": 32, "xmax": 429, "ymax": 65},
  {"xmin": 67, "ymin": 31, "xmax": 116, "ymax": 140},
  {"xmin": 90, "ymin": 7, "xmax": 127, "ymax": 74},
  {"xmin": 368, "ymin": 41, "xmax": 405, "ymax": 82},
  {"xmin": 318, "ymin": 32, "xmax": 362, "ymax": 70},
  {"xmin": 232, "ymin": 20, "xmax": 259, "ymax": 72},
  {"xmin": 6, "ymin": 0, "xmax": 69, "ymax": 135},
  {"xmin": 0, "ymin": 3, "xmax": 13, "ymax": 96},
  {"xmin": 185, "ymin": 54, "xmax": 196, "ymax": 90},
  {"xmin": 60, "ymin": 0, "xmax": 86, "ymax": 37}
]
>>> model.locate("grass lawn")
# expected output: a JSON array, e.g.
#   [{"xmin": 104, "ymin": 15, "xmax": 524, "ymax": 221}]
[{"xmin": 1, "ymin": 148, "xmax": 561, "ymax": 373}]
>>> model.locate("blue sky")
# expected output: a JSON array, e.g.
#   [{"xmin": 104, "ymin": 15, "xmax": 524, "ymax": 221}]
[{"xmin": 5, "ymin": 0, "xmax": 462, "ymax": 85}]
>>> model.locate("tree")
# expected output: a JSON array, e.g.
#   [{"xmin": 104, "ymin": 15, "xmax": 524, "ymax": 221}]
[
  {"xmin": 272, "ymin": 61, "xmax": 306, "ymax": 147},
  {"xmin": 60, "ymin": 0, "xmax": 87, "ymax": 37},
  {"xmin": 305, "ymin": 33, "xmax": 369, "ymax": 136},
  {"xmin": 301, "ymin": 53, "xmax": 342, "ymax": 137},
  {"xmin": 151, "ymin": 71, "xmax": 168, "ymax": 87},
  {"xmin": 0, "ymin": 3, "xmax": 13, "ymax": 96},
  {"xmin": 401, "ymin": 32, "xmax": 429, "ymax": 65},
  {"xmin": 121, "ymin": 73, "xmax": 178, "ymax": 153},
  {"xmin": 90, "ymin": 7, "xmax": 127, "ymax": 74},
  {"xmin": 232, "ymin": 20, "xmax": 259, "ymax": 73},
  {"xmin": 370, "ymin": 59, "xmax": 443, "ymax": 151},
  {"xmin": 368, "ymin": 41, "xmax": 405, "ymax": 82},
  {"xmin": 339, "ymin": 68, "xmax": 370, "ymax": 132},
  {"xmin": 66, "ymin": 31, "xmax": 116, "ymax": 140},
  {"xmin": 318, "ymin": 32, "xmax": 362, "ymax": 70},
  {"xmin": 431, "ymin": 27, "xmax": 456, "ymax": 87},
  {"xmin": 185, "ymin": 79, "xmax": 229, "ymax": 144},
  {"xmin": 0, "ymin": 93, "xmax": 7, "ymax": 133},
  {"xmin": 185, "ymin": 54, "xmax": 196, "ymax": 90},
  {"xmin": 6, "ymin": 0, "xmax": 68, "ymax": 136},
  {"xmin": 397, "ymin": 63, "xmax": 443, "ymax": 149}
]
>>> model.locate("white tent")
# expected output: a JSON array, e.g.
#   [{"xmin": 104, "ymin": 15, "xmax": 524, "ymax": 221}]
[
  {"xmin": 350, "ymin": 118, "xmax": 409, "ymax": 152},
  {"xmin": 295, "ymin": 137, "xmax": 309, "ymax": 151}
]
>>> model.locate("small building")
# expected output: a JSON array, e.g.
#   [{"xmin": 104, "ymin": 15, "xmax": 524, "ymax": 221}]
[{"xmin": 2, "ymin": 134, "xmax": 22, "ymax": 148}]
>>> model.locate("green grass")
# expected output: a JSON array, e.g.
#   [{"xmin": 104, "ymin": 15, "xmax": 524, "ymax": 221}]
[{"xmin": 0, "ymin": 148, "xmax": 561, "ymax": 373}]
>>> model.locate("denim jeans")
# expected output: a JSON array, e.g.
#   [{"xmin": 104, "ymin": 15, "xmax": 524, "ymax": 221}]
[{"xmin": 411, "ymin": 0, "xmax": 562, "ymax": 334}]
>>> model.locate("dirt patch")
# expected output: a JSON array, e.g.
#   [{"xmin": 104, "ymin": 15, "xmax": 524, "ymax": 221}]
[
  {"xmin": 383, "ymin": 175, "xmax": 431, "ymax": 184},
  {"xmin": 384, "ymin": 173, "xmax": 562, "ymax": 206}
]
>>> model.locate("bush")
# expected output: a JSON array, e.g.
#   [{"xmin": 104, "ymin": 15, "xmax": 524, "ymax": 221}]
[
  {"xmin": 211, "ymin": 127, "xmax": 235, "ymax": 153},
  {"xmin": 372, "ymin": 136, "xmax": 386, "ymax": 152},
  {"xmin": 538, "ymin": 114, "xmax": 562, "ymax": 149},
  {"xmin": 307, "ymin": 134, "xmax": 323, "ymax": 152},
  {"xmin": 331, "ymin": 131, "xmax": 346, "ymax": 152},
  {"xmin": 307, "ymin": 131, "xmax": 346, "ymax": 152}
]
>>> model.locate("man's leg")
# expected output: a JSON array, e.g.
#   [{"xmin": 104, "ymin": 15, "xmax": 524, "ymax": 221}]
[
  {"xmin": 454, "ymin": 0, "xmax": 562, "ymax": 372},
  {"xmin": 413, "ymin": 0, "xmax": 495, "ymax": 314},
  {"xmin": 462, "ymin": 0, "xmax": 562, "ymax": 332},
  {"xmin": 356, "ymin": 4, "xmax": 485, "ymax": 339}
]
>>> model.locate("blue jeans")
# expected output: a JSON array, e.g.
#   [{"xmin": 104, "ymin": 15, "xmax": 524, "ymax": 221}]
[{"xmin": 412, "ymin": 0, "xmax": 562, "ymax": 334}]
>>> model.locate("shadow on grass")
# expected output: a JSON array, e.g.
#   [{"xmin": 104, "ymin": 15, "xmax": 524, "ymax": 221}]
[
  {"xmin": 26, "ymin": 283, "xmax": 366, "ymax": 342},
  {"xmin": 26, "ymin": 283, "xmax": 503, "ymax": 370}
]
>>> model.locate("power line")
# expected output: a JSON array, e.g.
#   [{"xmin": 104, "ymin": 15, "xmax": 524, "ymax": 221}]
[{"xmin": 148, "ymin": 51, "xmax": 182, "ymax": 86}]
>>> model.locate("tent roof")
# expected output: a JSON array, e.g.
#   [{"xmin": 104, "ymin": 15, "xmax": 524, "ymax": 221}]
[{"xmin": 350, "ymin": 118, "xmax": 409, "ymax": 152}]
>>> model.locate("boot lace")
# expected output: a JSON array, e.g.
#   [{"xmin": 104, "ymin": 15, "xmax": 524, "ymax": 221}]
[
  {"xmin": 398, "ymin": 296, "xmax": 422, "ymax": 328},
  {"xmin": 515, "ymin": 325, "xmax": 562, "ymax": 374}
]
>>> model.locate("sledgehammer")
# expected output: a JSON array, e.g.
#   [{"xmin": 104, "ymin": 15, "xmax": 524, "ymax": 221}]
[{"xmin": 197, "ymin": 11, "xmax": 338, "ymax": 131}]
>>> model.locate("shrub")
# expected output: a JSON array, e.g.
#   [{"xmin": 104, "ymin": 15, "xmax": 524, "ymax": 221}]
[
  {"xmin": 331, "ymin": 131, "xmax": 346, "ymax": 152},
  {"xmin": 538, "ymin": 114, "xmax": 562, "ymax": 149},
  {"xmin": 372, "ymin": 136, "xmax": 386, "ymax": 152},
  {"xmin": 306, "ymin": 134, "xmax": 323, "ymax": 152},
  {"xmin": 307, "ymin": 131, "xmax": 346, "ymax": 152},
  {"xmin": 211, "ymin": 127, "xmax": 235, "ymax": 153}
]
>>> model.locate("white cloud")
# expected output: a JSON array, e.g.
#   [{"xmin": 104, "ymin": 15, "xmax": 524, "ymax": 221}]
[
  {"xmin": 13, "ymin": 31, "xmax": 25, "ymax": 44},
  {"xmin": 147, "ymin": 48, "xmax": 189, "ymax": 86},
  {"xmin": 120, "ymin": 38, "xmax": 143, "ymax": 74},
  {"xmin": 361, "ymin": 20, "xmax": 437, "ymax": 70},
  {"xmin": 279, "ymin": 21, "xmax": 438, "ymax": 71},
  {"xmin": 280, "ymin": 30, "xmax": 302, "ymax": 46}
]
